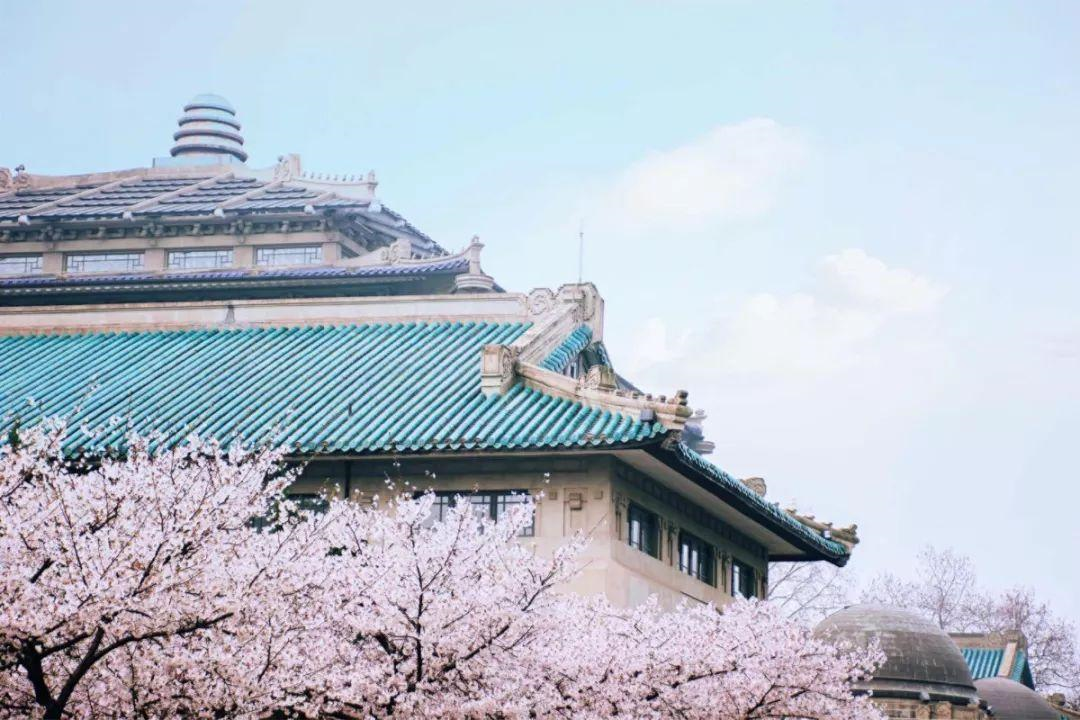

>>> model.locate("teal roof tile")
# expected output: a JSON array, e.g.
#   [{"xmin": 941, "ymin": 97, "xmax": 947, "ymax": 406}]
[
  {"xmin": 963, "ymin": 648, "xmax": 1004, "ymax": 680},
  {"xmin": 0, "ymin": 322, "xmax": 664, "ymax": 455},
  {"xmin": 539, "ymin": 325, "xmax": 592, "ymax": 372}
]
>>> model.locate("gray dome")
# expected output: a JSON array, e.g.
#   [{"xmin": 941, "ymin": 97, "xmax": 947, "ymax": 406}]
[
  {"xmin": 170, "ymin": 93, "xmax": 247, "ymax": 163},
  {"xmin": 975, "ymin": 678, "xmax": 1057, "ymax": 720},
  {"xmin": 815, "ymin": 604, "xmax": 979, "ymax": 705}
]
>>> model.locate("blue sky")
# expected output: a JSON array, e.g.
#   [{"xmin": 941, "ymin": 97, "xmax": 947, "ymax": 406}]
[{"xmin": 3, "ymin": 1, "xmax": 1078, "ymax": 619}]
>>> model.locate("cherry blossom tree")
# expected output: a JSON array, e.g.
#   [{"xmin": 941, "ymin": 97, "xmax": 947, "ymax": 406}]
[
  {"xmin": 863, "ymin": 545, "xmax": 1080, "ymax": 702},
  {"xmin": 1, "ymin": 421, "xmax": 882, "ymax": 719},
  {"xmin": 767, "ymin": 561, "xmax": 854, "ymax": 625}
]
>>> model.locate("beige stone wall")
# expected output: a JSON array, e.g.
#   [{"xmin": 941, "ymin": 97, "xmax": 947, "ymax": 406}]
[{"xmin": 288, "ymin": 455, "xmax": 767, "ymax": 610}]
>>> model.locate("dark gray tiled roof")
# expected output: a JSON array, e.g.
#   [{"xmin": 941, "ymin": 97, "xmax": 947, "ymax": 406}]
[
  {"xmin": 0, "ymin": 257, "xmax": 469, "ymax": 290},
  {"xmin": 0, "ymin": 175, "xmax": 367, "ymax": 222},
  {"xmin": 0, "ymin": 185, "xmax": 102, "ymax": 215}
]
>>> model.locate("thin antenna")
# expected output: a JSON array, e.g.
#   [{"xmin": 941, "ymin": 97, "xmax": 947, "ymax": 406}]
[{"xmin": 577, "ymin": 219, "xmax": 585, "ymax": 284}]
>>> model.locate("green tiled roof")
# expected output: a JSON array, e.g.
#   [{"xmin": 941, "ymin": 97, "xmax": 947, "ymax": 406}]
[
  {"xmin": 961, "ymin": 647, "xmax": 1036, "ymax": 689},
  {"xmin": 0, "ymin": 320, "xmax": 846, "ymax": 563},
  {"xmin": 963, "ymin": 648, "xmax": 1004, "ymax": 680},
  {"xmin": 1012, "ymin": 649, "xmax": 1034, "ymax": 688},
  {"xmin": 539, "ymin": 325, "xmax": 593, "ymax": 372},
  {"xmin": 0, "ymin": 322, "xmax": 663, "ymax": 455}
]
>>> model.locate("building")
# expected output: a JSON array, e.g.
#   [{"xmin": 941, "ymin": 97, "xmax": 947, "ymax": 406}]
[
  {"xmin": 0, "ymin": 94, "xmax": 856, "ymax": 609},
  {"xmin": 816, "ymin": 605, "xmax": 989, "ymax": 719},
  {"xmin": 974, "ymin": 679, "xmax": 1059, "ymax": 720},
  {"xmin": 816, "ymin": 606, "xmax": 1079, "ymax": 720},
  {"xmin": 951, "ymin": 632, "xmax": 1036, "ymax": 691}
]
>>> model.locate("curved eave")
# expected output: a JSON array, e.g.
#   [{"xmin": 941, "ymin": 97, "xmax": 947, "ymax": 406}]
[{"xmin": 645, "ymin": 442, "xmax": 851, "ymax": 565}]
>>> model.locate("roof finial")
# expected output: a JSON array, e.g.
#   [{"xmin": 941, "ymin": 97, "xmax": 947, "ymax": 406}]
[{"xmin": 167, "ymin": 94, "xmax": 247, "ymax": 164}]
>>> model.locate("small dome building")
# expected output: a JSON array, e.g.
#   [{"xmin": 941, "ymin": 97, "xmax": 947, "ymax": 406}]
[
  {"xmin": 816, "ymin": 605, "xmax": 988, "ymax": 719},
  {"xmin": 975, "ymin": 678, "xmax": 1058, "ymax": 720}
]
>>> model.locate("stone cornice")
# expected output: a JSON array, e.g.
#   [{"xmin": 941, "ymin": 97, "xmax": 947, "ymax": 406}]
[{"xmin": 517, "ymin": 362, "xmax": 692, "ymax": 431}]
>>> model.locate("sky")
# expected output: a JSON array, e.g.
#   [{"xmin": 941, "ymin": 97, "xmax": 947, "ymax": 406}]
[{"xmin": 2, "ymin": 1, "xmax": 1078, "ymax": 619}]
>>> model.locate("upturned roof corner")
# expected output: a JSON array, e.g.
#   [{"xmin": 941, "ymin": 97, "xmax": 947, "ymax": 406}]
[
  {"xmin": 783, "ymin": 507, "xmax": 860, "ymax": 550},
  {"xmin": 480, "ymin": 282, "xmax": 692, "ymax": 432}
]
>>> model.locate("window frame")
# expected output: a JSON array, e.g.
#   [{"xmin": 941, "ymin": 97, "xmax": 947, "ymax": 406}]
[
  {"xmin": 627, "ymin": 502, "xmax": 661, "ymax": 559},
  {"xmin": 0, "ymin": 254, "xmax": 44, "ymax": 276},
  {"xmin": 64, "ymin": 251, "xmax": 144, "ymax": 274},
  {"xmin": 424, "ymin": 490, "xmax": 535, "ymax": 537},
  {"xmin": 255, "ymin": 244, "xmax": 323, "ymax": 267},
  {"xmin": 167, "ymin": 248, "xmax": 235, "ymax": 271},
  {"xmin": 677, "ymin": 530, "xmax": 716, "ymax": 586}
]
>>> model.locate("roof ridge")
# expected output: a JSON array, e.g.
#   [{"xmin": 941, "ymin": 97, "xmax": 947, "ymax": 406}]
[{"xmin": 0, "ymin": 318, "xmax": 529, "ymax": 341}]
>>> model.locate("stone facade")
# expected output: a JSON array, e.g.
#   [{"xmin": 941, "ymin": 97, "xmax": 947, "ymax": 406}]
[{"xmin": 289, "ymin": 455, "xmax": 769, "ymax": 608}]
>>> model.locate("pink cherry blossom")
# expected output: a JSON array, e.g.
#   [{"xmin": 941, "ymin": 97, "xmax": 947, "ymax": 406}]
[{"xmin": 1, "ymin": 421, "xmax": 882, "ymax": 719}]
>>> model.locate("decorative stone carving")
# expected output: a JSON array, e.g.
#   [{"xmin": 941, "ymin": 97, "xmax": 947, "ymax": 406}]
[
  {"xmin": 554, "ymin": 283, "xmax": 602, "ymax": 325},
  {"xmin": 380, "ymin": 237, "xmax": 412, "ymax": 264},
  {"xmin": 526, "ymin": 288, "xmax": 556, "ymax": 317},
  {"xmin": 480, "ymin": 344, "xmax": 519, "ymax": 396},
  {"xmin": 272, "ymin": 154, "xmax": 298, "ymax": 180},
  {"xmin": 741, "ymin": 477, "xmax": 767, "ymax": 497},
  {"xmin": 13, "ymin": 165, "xmax": 30, "ymax": 189},
  {"xmin": 584, "ymin": 365, "xmax": 617, "ymax": 391},
  {"xmin": 454, "ymin": 237, "xmax": 496, "ymax": 293}
]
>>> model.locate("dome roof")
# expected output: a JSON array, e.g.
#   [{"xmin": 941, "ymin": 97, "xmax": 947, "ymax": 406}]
[
  {"xmin": 975, "ymin": 678, "xmax": 1058, "ymax": 720},
  {"xmin": 815, "ymin": 604, "xmax": 979, "ymax": 705},
  {"xmin": 169, "ymin": 93, "xmax": 247, "ymax": 163}
]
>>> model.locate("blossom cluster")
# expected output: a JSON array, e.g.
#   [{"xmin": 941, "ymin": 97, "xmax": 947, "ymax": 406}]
[{"xmin": 0, "ymin": 422, "xmax": 882, "ymax": 719}]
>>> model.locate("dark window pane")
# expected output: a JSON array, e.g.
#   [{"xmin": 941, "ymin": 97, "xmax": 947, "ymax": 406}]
[
  {"xmin": 627, "ymin": 503, "xmax": 660, "ymax": 558},
  {"xmin": 732, "ymin": 560, "xmax": 755, "ymax": 599},
  {"xmin": 678, "ymin": 531, "xmax": 715, "ymax": 586}
]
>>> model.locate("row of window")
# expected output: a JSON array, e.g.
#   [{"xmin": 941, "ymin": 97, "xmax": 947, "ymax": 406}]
[
  {"xmin": 423, "ymin": 490, "xmax": 535, "ymax": 537},
  {"xmin": 287, "ymin": 489, "xmax": 536, "ymax": 537},
  {"xmin": 627, "ymin": 502, "xmax": 757, "ymax": 598},
  {"xmin": 279, "ymin": 488, "xmax": 754, "ymax": 597},
  {"xmin": 0, "ymin": 245, "xmax": 325, "ymax": 276}
]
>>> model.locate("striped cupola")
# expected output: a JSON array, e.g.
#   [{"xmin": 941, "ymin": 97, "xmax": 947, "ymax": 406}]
[{"xmin": 169, "ymin": 93, "xmax": 248, "ymax": 163}]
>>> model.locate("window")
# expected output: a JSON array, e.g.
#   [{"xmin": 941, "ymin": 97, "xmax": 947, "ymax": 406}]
[
  {"xmin": 731, "ymin": 560, "xmax": 756, "ymax": 599},
  {"xmin": 678, "ymin": 531, "xmax": 715, "ymax": 585},
  {"xmin": 256, "ymin": 245, "xmax": 322, "ymax": 267},
  {"xmin": 0, "ymin": 254, "xmax": 43, "ymax": 276},
  {"xmin": 168, "ymin": 248, "xmax": 234, "ymax": 270},
  {"xmin": 65, "ymin": 252, "xmax": 144, "ymax": 273},
  {"xmin": 627, "ymin": 503, "xmax": 660, "ymax": 558},
  {"xmin": 425, "ymin": 490, "xmax": 534, "ymax": 537}
]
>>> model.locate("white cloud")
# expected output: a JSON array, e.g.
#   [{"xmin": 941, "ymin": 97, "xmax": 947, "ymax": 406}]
[
  {"xmin": 622, "ymin": 249, "xmax": 947, "ymax": 378},
  {"xmin": 595, "ymin": 118, "xmax": 808, "ymax": 234},
  {"xmin": 818, "ymin": 248, "xmax": 948, "ymax": 314}
]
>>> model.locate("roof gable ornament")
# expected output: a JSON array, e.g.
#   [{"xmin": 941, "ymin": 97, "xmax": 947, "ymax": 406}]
[{"xmin": 453, "ymin": 236, "xmax": 496, "ymax": 292}]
